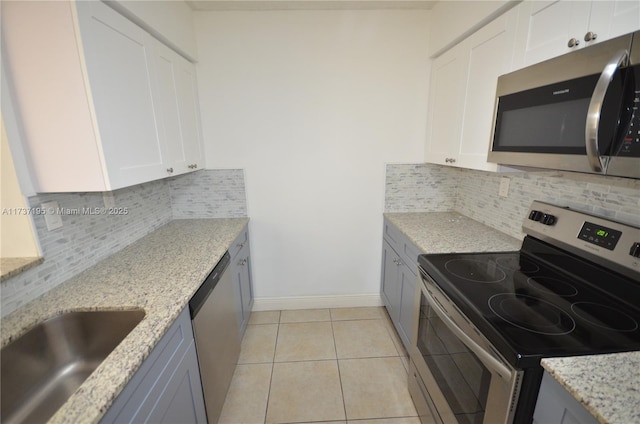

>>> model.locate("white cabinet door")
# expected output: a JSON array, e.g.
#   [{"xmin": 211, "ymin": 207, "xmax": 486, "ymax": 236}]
[
  {"xmin": 513, "ymin": 0, "xmax": 640, "ymax": 69},
  {"xmin": 458, "ymin": 11, "xmax": 518, "ymax": 171},
  {"xmin": 513, "ymin": 0, "xmax": 591, "ymax": 68},
  {"xmin": 152, "ymin": 40, "xmax": 204, "ymax": 176},
  {"xmin": 589, "ymin": 1, "xmax": 640, "ymax": 43},
  {"xmin": 175, "ymin": 57, "xmax": 204, "ymax": 171},
  {"xmin": 76, "ymin": 1, "xmax": 167, "ymax": 189},
  {"xmin": 153, "ymin": 41, "xmax": 188, "ymax": 175},
  {"xmin": 425, "ymin": 46, "xmax": 466, "ymax": 166}
]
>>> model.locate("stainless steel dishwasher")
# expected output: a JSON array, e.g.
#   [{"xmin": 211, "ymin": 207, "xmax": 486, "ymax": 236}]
[{"xmin": 189, "ymin": 251, "xmax": 241, "ymax": 423}]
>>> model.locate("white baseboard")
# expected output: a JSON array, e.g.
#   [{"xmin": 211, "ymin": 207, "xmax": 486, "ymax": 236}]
[{"xmin": 252, "ymin": 293, "xmax": 383, "ymax": 311}]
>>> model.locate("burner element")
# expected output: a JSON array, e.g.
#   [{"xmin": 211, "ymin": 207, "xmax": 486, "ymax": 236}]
[
  {"xmin": 526, "ymin": 277, "xmax": 578, "ymax": 297},
  {"xmin": 495, "ymin": 255, "xmax": 540, "ymax": 274},
  {"xmin": 444, "ymin": 259, "xmax": 506, "ymax": 283},
  {"xmin": 489, "ymin": 294, "xmax": 576, "ymax": 335},
  {"xmin": 571, "ymin": 302, "xmax": 639, "ymax": 332}
]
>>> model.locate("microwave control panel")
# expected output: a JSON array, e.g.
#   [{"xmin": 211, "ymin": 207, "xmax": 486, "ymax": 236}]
[{"xmin": 619, "ymin": 88, "xmax": 640, "ymax": 157}]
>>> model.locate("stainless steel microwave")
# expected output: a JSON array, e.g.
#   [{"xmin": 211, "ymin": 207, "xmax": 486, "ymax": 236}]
[{"xmin": 488, "ymin": 31, "xmax": 640, "ymax": 179}]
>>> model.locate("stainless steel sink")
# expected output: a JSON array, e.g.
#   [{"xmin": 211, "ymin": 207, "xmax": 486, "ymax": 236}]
[{"xmin": 1, "ymin": 309, "xmax": 145, "ymax": 424}]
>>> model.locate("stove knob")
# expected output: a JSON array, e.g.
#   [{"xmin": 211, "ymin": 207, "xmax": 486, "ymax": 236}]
[
  {"xmin": 528, "ymin": 210, "xmax": 543, "ymax": 222},
  {"xmin": 630, "ymin": 242, "xmax": 640, "ymax": 258},
  {"xmin": 541, "ymin": 214, "xmax": 557, "ymax": 226}
]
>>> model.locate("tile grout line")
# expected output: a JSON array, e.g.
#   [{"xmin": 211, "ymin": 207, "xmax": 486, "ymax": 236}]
[
  {"xmin": 261, "ymin": 310, "xmax": 281, "ymax": 424},
  {"xmin": 330, "ymin": 316, "xmax": 349, "ymax": 422}
]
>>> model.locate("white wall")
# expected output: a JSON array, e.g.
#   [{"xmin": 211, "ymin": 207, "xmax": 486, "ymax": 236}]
[{"xmin": 194, "ymin": 9, "xmax": 430, "ymax": 304}]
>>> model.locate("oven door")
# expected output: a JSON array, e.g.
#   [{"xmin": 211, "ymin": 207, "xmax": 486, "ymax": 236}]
[{"xmin": 409, "ymin": 269, "xmax": 522, "ymax": 424}]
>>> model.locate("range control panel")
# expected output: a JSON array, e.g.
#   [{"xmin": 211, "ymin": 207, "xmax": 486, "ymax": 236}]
[
  {"xmin": 578, "ymin": 222, "xmax": 622, "ymax": 251},
  {"xmin": 523, "ymin": 201, "xmax": 640, "ymax": 278}
]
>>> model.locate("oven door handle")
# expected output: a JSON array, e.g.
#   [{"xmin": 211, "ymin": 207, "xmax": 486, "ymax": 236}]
[
  {"xmin": 423, "ymin": 288, "xmax": 514, "ymax": 382},
  {"xmin": 585, "ymin": 49, "xmax": 628, "ymax": 173}
]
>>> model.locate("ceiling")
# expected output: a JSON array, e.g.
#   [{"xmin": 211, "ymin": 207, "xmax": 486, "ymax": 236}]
[{"xmin": 186, "ymin": 0, "xmax": 438, "ymax": 11}]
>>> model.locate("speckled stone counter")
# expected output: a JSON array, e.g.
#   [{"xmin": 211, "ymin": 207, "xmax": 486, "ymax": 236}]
[
  {"xmin": 541, "ymin": 352, "xmax": 640, "ymax": 424},
  {"xmin": 0, "ymin": 256, "xmax": 44, "ymax": 281},
  {"xmin": 384, "ymin": 211, "xmax": 521, "ymax": 254},
  {"xmin": 0, "ymin": 218, "xmax": 249, "ymax": 424}
]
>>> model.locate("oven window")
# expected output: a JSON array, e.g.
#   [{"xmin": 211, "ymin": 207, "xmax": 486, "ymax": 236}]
[{"xmin": 417, "ymin": 292, "xmax": 491, "ymax": 424}]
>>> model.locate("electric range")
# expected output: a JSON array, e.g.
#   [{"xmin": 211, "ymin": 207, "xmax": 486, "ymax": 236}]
[{"xmin": 409, "ymin": 201, "xmax": 640, "ymax": 424}]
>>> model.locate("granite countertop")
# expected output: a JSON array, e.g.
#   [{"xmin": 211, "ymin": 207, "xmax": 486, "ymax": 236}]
[
  {"xmin": 1, "ymin": 256, "xmax": 44, "ymax": 281},
  {"xmin": 384, "ymin": 211, "xmax": 522, "ymax": 254},
  {"xmin": 541, "ymin": 353, "xmax": 640, "ymax": 424},
  {"xmin": 1, "ymin": 218, "xmax": 249, "ymax": 424}
]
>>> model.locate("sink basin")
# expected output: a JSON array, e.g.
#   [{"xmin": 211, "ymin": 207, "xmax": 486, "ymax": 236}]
[{"xmin": 1, "ymin": 309, "xmax": 145, "ymax": 424}]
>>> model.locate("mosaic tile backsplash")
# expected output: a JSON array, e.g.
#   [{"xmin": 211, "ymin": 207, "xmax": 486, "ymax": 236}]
[
  {"xmin": 1, "ymin": 170, "xmax": 247, "ymax": 317},
  {"xmin": 384, "ymin": 164, "xmax": 457, "ymax": 212},
  {"xmin": 3, "ymin": 164, "xmax": 637, "ymax": 316},
  {"xmin": 169, "ymin": 169, "xmax": 247, "ymax": 218},
  {"xmin": 386, "ymin": 163, "xmax": 640, "ymax": 240}
]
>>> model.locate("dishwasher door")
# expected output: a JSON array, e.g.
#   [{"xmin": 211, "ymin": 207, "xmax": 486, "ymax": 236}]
[{"xmin": 189, "ymin": 251, "xmax": 241, "ymax": 423}]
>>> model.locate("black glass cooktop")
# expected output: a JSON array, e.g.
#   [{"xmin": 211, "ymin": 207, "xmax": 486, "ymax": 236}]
[{"xmin": 418, "ymin": 236, "xmax": 640, "ymax": 369}]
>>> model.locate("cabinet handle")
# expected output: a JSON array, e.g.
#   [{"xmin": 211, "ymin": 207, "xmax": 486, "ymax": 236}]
[
  {"xmin": 238, "ymin": 242, "xmax": 245, "ymax": 248},
  {"xmin": 584, "ymin": 32, "xmax": 597, "ymax": 42},
  {"xmin": 166, "ymin": 167, "xmax": 174, "ymax": 174},
  {"xmin": 188, "ymin": 164, "xmax": 199, "ymax": 170},
  {"xmin": 567, "ymin": 38, "xmax": 580, "ymax": 48},
  {"xmin": 445, "ymin": 158, "xmax": 457, "ymax": 164},
  {"xmin": 238, "ymin": 258, "xmax": 247, "ymax": 266}
]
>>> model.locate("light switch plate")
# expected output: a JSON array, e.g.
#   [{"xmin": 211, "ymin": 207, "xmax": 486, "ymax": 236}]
[
  {"xmin": 42, "ymin": 201, "xmax": 63, "ymax": 231},
  {"xmin": 499, "ymin": 177, "xmax": 510, "ymax": 197}
]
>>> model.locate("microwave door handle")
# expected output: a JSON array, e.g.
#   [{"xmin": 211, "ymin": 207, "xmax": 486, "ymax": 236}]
[
  {"xmin": 586, "ymin": 49, "xmax": 629, "ymax": 172},
  {"xmin": 422, "ymin": 288, "xmax": 514, "ymax": 382}
]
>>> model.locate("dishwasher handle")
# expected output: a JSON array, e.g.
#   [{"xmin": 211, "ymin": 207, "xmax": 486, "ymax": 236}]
[{"xmin": 189, "ymin": 251, "xmax": 231, "ymax": 318}]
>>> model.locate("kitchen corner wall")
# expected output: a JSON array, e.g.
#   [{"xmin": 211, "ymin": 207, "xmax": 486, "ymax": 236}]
[
  {"xmin": 386, "ymin": 164, "xmax": 640, "ymax": 240},
  {"xmin": 1, "ymin": 169, "xmax": 247, "ymax": 317}
]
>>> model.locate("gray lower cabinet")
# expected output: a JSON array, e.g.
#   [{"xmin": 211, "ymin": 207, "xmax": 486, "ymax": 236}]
[
  {"xmin": 101, "ymin": 308, "xmax": 206, "ymax": 423},
  {"xmin": 380, "ymin": 219, "xmax": 420, "ymax": 352},
  {"xmin": 230, "ymin": 225, "xmax": 254, "ymax": 337},
  {"xmin": 533, "ymin": 371, "xmax": 598, "ymax": 424}
]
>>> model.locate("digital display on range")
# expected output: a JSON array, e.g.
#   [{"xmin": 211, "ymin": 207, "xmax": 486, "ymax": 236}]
[{"xmin": 578, "ymin": 221, "xmax": 622, "ymax": 251}]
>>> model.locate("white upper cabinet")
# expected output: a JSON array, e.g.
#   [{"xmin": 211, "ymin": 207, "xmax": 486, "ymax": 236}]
[
  {"xmin": 76, "ymin": 1, "xmax": 167, "ymax": 189},
  {"xmin": 425, "ymin": 9, "xmax": 518, "ymax": 171},
  {"xmin": 152, "ymin": 41, "xmax": 204, "ymax": 176},
  {"xmin": 589, "ymin": 1, "xmax": 640, "ymax": 42},
  {"xmin": 513, "ymin": 0, "xmax": 640, "ymax": 69},
  {"xmin": 2, "ymin": 0, "xmax": 203, "ymax": 193},
  {"xmin": 425, "ymin": 48, "xmax": 466, "ymax": 166}
]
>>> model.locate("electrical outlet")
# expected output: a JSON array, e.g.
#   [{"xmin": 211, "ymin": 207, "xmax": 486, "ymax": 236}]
[
  {"xmin": 499, "ymin": 177, "xmax": 510, "ymax": 197},
  {"xmin": 42, "ymin": 201, "xmax": 63, "ymax": 230},
  {"xmin": 103, "ymin": 192, "xmax": 116, "ymax": 209}
]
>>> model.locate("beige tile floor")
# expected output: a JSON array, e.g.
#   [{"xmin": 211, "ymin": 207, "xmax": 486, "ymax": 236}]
[{"xmin": 218, "ymin": 307, "xmax": 420, "ymax": 424}]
